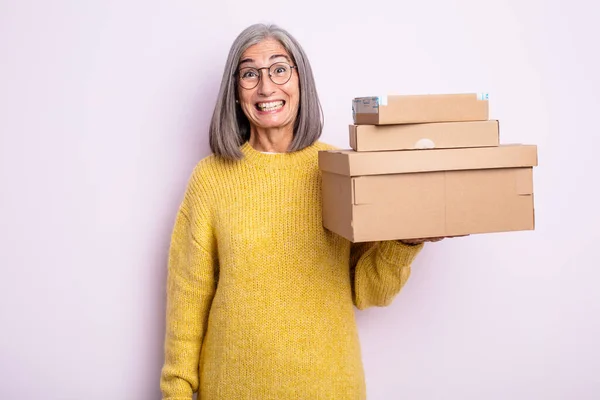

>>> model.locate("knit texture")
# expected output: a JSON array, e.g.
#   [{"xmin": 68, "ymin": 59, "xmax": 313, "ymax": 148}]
[{"xmin": 160, "ymin": 141, "xmax": 423, "ymax": 400}]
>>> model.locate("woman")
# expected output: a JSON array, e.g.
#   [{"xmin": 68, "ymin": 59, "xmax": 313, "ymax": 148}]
[{"xmin": 160, "ymin": 23, "xmax": 445, "ymax": 400}]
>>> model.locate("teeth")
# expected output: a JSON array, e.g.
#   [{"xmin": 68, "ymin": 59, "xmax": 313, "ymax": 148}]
[{"xmin": 257, "ymin": 101, "xmax": 284, "ymax": 110}]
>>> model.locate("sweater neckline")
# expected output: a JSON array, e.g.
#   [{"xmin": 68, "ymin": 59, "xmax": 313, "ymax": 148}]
[{"xmin": 239, "ymin": 141, "xmax": 319, "ymax": 169}]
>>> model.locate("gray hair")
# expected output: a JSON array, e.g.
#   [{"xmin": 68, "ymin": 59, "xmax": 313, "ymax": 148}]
[{"xmin": 209, "ymin": 23, "xmax": 324, "ymax": 160}]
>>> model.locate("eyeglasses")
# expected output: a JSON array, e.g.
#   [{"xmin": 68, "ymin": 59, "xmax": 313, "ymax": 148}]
[{"xmin": 236, "ymin": 62, "xmax": 297, "ymax": 90}]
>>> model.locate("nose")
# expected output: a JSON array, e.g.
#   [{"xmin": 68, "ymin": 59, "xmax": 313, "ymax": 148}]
[{"xmin": 257, "ymin": 69, "xmax": 276, "ymax": 97}]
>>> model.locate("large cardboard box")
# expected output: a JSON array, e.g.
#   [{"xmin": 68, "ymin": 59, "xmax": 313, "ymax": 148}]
[
  {"xmin": 352, "ymin": 93, "xmax": 489, "ymax": 125},
  {"xmin": 319, "ymin": 145, "xmax": 537, "ymax": 242},
  {"xmin": 350, "ymin": 120, "xmax": 499, "ymax": 152}
]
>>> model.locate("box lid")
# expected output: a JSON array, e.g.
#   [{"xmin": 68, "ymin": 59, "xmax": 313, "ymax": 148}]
[{"xmin": 318, "ymin": 144, "xmax": 538, "ymax": 176}]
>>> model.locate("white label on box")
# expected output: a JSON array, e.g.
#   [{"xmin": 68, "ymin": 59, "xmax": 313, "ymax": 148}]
[
  {"xmin": 477, "ymin": 92, "xmax": 489, "ymax": 101},
  {"xmin": 414, "ymin": 138, "xmax": 436, "ymax": 149},
  {"xmin": 352, "ymin": 97, "xmax": 378, "ymax": 114},
  {"xmin": 352, "ymin": 96, "xmax": 387, "ymax": 114}
]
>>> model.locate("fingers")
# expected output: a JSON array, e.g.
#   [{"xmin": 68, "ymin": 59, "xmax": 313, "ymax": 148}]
[
  {"xmin": 399, "ymin": 237, "xmax": 440, "ymax": 244},
  {"xmin": 399, "ymin": 235, "xmax": 469, "ymax": 245}
]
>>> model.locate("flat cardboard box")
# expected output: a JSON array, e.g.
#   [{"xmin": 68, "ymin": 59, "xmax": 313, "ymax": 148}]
[
  {"xmin": 352, "ymin": 93, "xmax": 489, "ymax": 125},
  {"xmin": 350, "ymin": 120, "xmax": 499, "ymax": 152},
  {"xmin": 319, "ymin": 144, "xmax": 537, "ymax": 176},
  {"xmin": 319, "ymin": 145, "xmax": 537, "ymax": 242}
]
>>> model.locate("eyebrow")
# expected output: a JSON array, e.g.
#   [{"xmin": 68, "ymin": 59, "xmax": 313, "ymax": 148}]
[{"xmin": 239, "ymin": 54, "xmax": 291, "ymax": 66}]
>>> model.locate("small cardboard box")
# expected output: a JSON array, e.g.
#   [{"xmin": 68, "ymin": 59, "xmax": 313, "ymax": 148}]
[
  {"xmin": 352, "ymin": 93, "xmax": 489, "ymax": 125},
  {"xmin": 319, "ymin": 145, "xmax": 537, "ymax": 242},
  {"xmin": 350, "ymin": 120, "xmax": 500, "ymax": 152}
]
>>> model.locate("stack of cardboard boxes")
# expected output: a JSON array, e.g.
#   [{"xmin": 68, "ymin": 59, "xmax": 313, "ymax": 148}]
[{"xmin": 318, "ymin": 93, "xmax": 538, "ymax": 242}]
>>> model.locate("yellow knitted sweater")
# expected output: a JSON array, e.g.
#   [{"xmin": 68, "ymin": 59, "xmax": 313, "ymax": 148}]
[{"xmin": 160, "ymin": 140, "xmax": 423, "ymax": 400}]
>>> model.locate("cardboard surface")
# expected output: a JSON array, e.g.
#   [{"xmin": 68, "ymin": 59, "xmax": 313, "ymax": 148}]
[
  {"xmin": 319, "ymin": 144, "xmax": 538, "ymax": 177},
  {"xmin": 352, "ymin": 93, "xmax": 489, "ymax": 125},
  {"xmin": 349, "ymin": 120, "xmax": 500, "ymax": 152},
  {"xmin": 321, "ymin": 167, "xmax": 535, "ymax": 242}
]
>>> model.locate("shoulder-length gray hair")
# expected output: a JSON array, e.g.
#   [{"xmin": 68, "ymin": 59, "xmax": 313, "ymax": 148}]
[{"xmin": 209, "ymin": 23, "xmax": 324, "ymax": 160}]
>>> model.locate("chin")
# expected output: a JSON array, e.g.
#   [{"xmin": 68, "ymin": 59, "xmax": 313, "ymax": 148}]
[{"xmin": 254, "ymin": 116, "xmax": 292, "ymax": 130}]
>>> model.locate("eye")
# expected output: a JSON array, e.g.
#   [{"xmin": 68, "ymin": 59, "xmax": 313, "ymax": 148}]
[
  {"xmin": 273, "ymin": 65, "xmax": 288, "ymax": 75},
  {"xmin": 241, "ymin": 69, "xmax": 258, "ymax": 79}
]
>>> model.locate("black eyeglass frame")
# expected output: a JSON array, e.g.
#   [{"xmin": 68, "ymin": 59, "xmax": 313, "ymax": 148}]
[{"xmin": 234, "ymin": 62, "xmax": 297, "ymax": 90}]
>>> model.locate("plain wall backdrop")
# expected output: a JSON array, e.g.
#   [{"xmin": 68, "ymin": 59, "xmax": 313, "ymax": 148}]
[{"xmin": 1, "ymin": 0, "xmax": 599, "ymax": 399}]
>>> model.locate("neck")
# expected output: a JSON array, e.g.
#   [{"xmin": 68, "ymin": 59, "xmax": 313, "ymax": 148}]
[{"xmin": 249, "ymin": 126, "xmax": 293, "ymax": 153}]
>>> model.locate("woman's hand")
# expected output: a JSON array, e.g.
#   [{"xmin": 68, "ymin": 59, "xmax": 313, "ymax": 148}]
[{"xmin": 398, "ymin": 235, "xmax": 468, "ymax": 245}]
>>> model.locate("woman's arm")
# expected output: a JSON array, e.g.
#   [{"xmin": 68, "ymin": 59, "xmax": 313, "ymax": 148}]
[
  {"xmin": 350, "ymin": 240, "xmax": 423, "ymax": 310},
  {"xmin": 160, "ymin": 167, "xmax": 218, "ymax": 400}
]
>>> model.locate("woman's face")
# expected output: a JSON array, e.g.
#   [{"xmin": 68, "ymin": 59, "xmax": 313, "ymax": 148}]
[{"xmin": 236, "ymin": 38, "xmax": 300, "ymax": 132}]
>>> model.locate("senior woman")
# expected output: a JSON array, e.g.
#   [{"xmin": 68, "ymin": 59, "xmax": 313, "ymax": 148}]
[{"xmin": 160, "ymin": 23, "xmax": 444, "ymax": 400}]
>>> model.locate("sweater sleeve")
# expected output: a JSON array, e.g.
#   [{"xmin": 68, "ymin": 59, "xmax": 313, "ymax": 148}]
[
  {"xmin": 350, "ymin": 240, "xmax": 423, "ymax": 310},
  {"xmin": 160, "ymin": 167, "xmax": 218, "ymax": 400}
]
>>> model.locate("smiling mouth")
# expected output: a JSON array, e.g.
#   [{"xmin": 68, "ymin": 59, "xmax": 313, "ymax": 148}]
[{"xmin": 256, "ymin": 100, "xmax": 285, "ymax": 112}]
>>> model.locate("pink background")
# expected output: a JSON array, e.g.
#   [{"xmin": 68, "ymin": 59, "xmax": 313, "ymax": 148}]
[{"xmin": 1, "ymin": 1, "xmax": 598, "ymax": 399}]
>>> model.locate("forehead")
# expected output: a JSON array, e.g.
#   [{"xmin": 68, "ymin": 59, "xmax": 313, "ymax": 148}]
[{"xmin": 240, "ymin": 38, "xmax": 291, "ymax": 65}]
